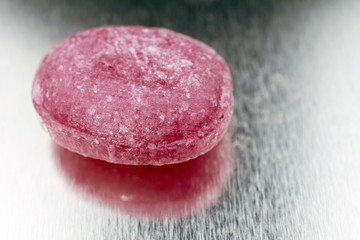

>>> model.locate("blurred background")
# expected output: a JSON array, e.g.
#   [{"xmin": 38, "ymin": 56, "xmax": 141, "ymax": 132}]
[{"xmin": 1, "ymin": 0, "xmax": 360, "ymax": 239}]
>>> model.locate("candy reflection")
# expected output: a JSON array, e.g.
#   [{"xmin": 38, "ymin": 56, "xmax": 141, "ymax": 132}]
[{"xmin": 53, "ymin": 134, "xmax": 233, "ymax": 219}]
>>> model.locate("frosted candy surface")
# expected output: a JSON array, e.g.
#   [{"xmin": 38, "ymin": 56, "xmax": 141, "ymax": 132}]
[{"xmin": 32, "ymin": 26, "xmax": 233, "ymax": 165}]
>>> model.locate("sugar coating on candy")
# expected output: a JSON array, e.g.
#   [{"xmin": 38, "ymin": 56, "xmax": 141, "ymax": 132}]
[{"xmin": 32, "ymin": 26, "xmax": 233, "ymax": 165}]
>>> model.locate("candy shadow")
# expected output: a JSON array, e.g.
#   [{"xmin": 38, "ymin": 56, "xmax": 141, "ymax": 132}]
[{"xmin": 53, "ymin": 133, "xmax": 233, "ymax": 219}]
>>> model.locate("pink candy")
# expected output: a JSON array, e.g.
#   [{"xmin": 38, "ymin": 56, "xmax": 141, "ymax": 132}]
[{"xmin": 32, "ymin": 26, "xmax": 233, "ymax": 165}]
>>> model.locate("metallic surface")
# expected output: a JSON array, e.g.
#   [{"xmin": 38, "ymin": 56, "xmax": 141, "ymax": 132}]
[{"xmin": 1, "ymin": 0, "xmax": 360, "ymax": 239}]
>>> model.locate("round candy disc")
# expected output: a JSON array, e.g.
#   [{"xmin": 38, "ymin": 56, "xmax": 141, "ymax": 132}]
[{"xmin": 32, "ymin": 26, "xmax": 233, "ymax": 165}]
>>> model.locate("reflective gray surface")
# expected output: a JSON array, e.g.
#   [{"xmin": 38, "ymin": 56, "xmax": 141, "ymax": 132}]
[{"xmin": 1, "ymin": 0, "xmax": 360, "ymax": 239}]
